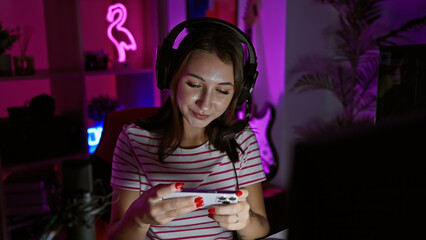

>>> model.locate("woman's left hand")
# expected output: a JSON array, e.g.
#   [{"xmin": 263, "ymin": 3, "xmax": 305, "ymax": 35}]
[{"xmin": 207, "ymin": 189, "xmax": 250, "ymax": 230}]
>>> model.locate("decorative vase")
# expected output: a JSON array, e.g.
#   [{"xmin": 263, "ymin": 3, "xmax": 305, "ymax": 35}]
[
  {"xmin": 14, "ymin": 56, "xmax": 35, "ymax": 75},
  {"xmin": 0, "ymin": 54, "xmax": 13, "ymax": 76}
]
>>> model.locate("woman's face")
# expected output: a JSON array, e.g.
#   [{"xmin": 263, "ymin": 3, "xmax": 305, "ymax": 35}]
[{"xmin": 176, "ymin": 50, "xmax": 235, "ymax": 130}]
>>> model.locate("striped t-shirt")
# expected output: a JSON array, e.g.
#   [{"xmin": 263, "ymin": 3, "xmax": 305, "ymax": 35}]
[{"xmin": 111, "ymin": 123, "xmax": 266, "ymax": 240}]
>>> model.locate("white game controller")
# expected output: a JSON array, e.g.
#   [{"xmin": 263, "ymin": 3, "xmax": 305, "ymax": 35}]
[{"xmin": 163, "ymin": 189, "xmax": 239, "ymax": 208}]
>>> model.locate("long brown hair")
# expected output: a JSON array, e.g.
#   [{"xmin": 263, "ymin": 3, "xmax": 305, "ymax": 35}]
[{"xmin": 136, "ymin": 24, "xmax": 249, "ymax": 162}]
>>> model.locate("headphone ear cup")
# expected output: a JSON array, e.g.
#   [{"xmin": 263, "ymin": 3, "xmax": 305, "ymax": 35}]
[
  {"xmin": 156, "ymin": 39, "xmax": 173, "ymax": 90},
  {"xmin": 237, "ymin": 65, "xmax": 258, "ymax": 106},
  {"xmin": 237, "ymin": 82, "xmax": 249, "ymax": 106}
]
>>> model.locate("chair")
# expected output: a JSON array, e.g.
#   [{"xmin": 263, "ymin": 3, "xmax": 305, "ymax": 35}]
[
  {"xmin": 93, "ymin": 106, "xmax": 160, "ymax": 165},
  {"xmin": 90, "ymin": 106, "xmax": 159, "ymax": 240}
]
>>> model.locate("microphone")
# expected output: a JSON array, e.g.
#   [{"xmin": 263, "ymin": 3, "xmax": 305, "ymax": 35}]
[
  {"xmin": 223, "ymin": 95, "xmax": 253, "ymax": 140},
  {"xmin": 41, "ymin": 159, "xmax": 113, "ymax": 240},
  {"xmin": 61, "ymin": 159, "xmax": 96, "ymax": 240}
]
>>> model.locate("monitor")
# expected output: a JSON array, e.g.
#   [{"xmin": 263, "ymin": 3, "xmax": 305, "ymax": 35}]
[
  {"xmin": 376, "ymin": 44, "xmax": 426, "ymax": 123},
  {"xmin": 287, "ymin": 111, "xmax": 426, "ymax": 240}
]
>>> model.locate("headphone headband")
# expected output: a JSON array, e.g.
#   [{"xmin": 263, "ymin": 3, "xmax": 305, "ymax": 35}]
[
  {"xmin": 166, "ymin": 17, "xmax": 257, "ymax": 67},
  {"xmin": 156, "ymin": 17, "xmax": 258, "ymax": 106}
]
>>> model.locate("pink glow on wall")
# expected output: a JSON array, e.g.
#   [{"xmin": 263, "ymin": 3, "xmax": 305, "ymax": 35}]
[
  {"xmin": 249, "ymin": 107, "xmax": 273, "ymax": 174},
  {"xmin": 106, "ymin": 3, "xmax": 137, "ymax": 63},
  {"xmin": 236, "ymin": 106, "xmax": 275, "ymax": 175}
]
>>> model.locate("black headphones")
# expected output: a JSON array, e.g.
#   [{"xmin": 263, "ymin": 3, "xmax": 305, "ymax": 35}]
[{"xmin": 156, "ymin": 17, "xmax": 258, "ymax": 106}]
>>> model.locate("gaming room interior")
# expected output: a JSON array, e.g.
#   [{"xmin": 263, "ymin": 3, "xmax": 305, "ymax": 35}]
[{"xmin": 0, "ymin": 0, "xmax": 425, "ymax": 240}]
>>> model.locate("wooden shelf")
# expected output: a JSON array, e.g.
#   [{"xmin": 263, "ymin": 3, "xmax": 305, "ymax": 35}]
[
  {"xmin": 0, "ymin": 70, "xmax": 51, "ymax": 82},
  {"xmin": 0, "ymin": 153, "xmax": 90, "ymax": 175},
  {"xmin": 0, "ymin": 68, "xmax": 153, "ymax": 82},
  {"xmin": 85, "ymin": 67, "xmax": 153, "ymax": 76}
]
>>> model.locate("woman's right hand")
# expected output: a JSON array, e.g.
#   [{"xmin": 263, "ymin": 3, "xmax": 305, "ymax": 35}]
[{"xmin": 126, "ymin": 183, "xmax": 204, "ymax": 226}]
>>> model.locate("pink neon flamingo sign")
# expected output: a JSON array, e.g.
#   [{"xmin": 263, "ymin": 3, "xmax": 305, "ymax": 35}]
[{"xmin": 106, "ymin": 3, "xmax": 137, "ymax": 63}]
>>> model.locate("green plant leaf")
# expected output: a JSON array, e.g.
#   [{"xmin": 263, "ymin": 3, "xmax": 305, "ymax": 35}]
[
  {"xmin": 0, "ymin": 22, "xmax": 20, "ymax": 55},
  {"xmin": 290, "ymin": 73, "xmax": 337, "ymax": 94},
  {"xmin": 376, "ymin": 16, "xmax": 426, "ymax": 46},
  {"xmin": 291, "ymin": 0, "xmax": 426, "ymax": 137}
]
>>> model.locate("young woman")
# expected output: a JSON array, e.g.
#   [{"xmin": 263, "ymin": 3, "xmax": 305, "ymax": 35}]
[{"xmin": 107, "ymin": 18, "xmax": 270, "ymax": 240}]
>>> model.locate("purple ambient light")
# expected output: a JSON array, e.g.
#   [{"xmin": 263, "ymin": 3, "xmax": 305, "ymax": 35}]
[
  {"xmin": 106, "ymin": 3, "xmax": 137, "ymax": 63},
  {"xmin": 249, "ymin": 107, "xmax": 274, "ymax": 174},
  {"xmin": 237, "ymin": 106, "xmax": 274, "ymax": 175}
]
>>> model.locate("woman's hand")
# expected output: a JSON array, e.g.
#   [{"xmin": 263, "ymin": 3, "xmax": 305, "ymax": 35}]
[
  {"xmin": 207, "ymin": 184, "xmax": 270, "ymax": 239},
  {"xmin": 207, "ymin": 189, "xmax": 250, "ymax": 230},
  {"xmin": 126, "ymin": 183, "xmax": 204, "ymax": 227}
]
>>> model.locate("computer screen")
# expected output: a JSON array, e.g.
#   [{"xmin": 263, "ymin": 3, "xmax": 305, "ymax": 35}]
[
  {"xmin": 287, "ymin": 112, "xmax": 426, "ymax": 240},
  {"xmin": 376, "ymin": 44, "xmax": 426, "ymax": 123}
]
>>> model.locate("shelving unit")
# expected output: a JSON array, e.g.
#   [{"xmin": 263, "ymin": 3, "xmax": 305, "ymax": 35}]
[
  {"xmin": 0, "ymin": 0, "xmax": 162, "ymax": 239},
  {"xmin": 0, "ymin": 68, "xmax": 153, "ymax": 82}
]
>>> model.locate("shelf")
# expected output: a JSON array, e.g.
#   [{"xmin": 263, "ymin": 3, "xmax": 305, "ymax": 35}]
[
  {"xmin": 85, "ymin": 67, "xmax": 153, "ymax": 76},
  {"xmin": 0, "ymin": 68, "xmax": 153, "ymax": 82},
  {"xmin": 0, "ymin": 70, "xmax": 51, "ymax": 82},
  {"xmin": 0, "ymin": 153, "xmax": 90, "ymax": 175}
]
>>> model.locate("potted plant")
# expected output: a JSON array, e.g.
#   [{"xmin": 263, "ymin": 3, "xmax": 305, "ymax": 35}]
[
  {"xmin": 88, "ymin": 95, "xmax": 122, "ymax": 125},
  {"xmin": 14, "ymin": 25, "xmax": 35, "ymax": 75},
  {"xmin": 290, "ymin": 0, "xmax": 426, "ymax": 138},
  {"xmin": 0, "ymin": 22, "xmax": 19, "ymax": 76}
]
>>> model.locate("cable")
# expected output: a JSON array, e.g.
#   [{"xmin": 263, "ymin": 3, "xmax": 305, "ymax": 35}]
[
  {"xmin": 232, "ymin": 162, "xmax": 240, "ymax": 191},
  {"xmin": 40, "ymin": 182, "xmax": 117, "ymax": 240}
]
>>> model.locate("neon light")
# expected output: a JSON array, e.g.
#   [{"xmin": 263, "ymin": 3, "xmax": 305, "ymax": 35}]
[
  {"xmin": 237, "ymin": 110, "xmax": 245, "ymax": 120},
  {"xmin": 249, "ymin": 107, "xmax": 274, "ymax": 175},
  {"xmin": 87, "ymin": 126, "xmax": 103, "ymax": 154},
  {"xmin": 106, "ymin": 3, "xmax": 137, "ymax": 63}
]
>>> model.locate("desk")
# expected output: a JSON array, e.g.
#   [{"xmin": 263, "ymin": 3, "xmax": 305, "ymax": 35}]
[
  {"xmin": 263, "ymin": 229, "xmax": 287, "ymax": 239},
  {"xmin": 262, "ymin": 183, "xmax": 287, "ymax": 234}
]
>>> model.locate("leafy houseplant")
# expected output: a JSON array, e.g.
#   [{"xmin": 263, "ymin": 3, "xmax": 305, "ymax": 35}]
[
  {"xmin": 88, "ymin": 95, "xmax": 122, "ymax": 123},
  {"xmin": 0, "ymin": 22, "xmax": 19, "ymax": 76},
  {"xmin": 290, "ymin": 0, "xmax": 426, "ymax": 138},
  {"xmin": 14, "ymin": 25, "xmax": 35, "ymax": 75}
]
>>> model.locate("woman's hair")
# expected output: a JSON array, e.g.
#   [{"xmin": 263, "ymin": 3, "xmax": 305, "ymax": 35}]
[{"xmin": 136, "ymin": 24, "xmax": 249, "ymax": 162}]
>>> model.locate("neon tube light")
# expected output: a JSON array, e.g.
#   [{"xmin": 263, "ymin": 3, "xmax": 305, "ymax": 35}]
[
  {"xmin": 106, "ymin": 3, "xmax": 137, "ymax": 63},
  {"xmin": 87, "ymin": 126, "xmax": 103, "ymax": 154}
]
